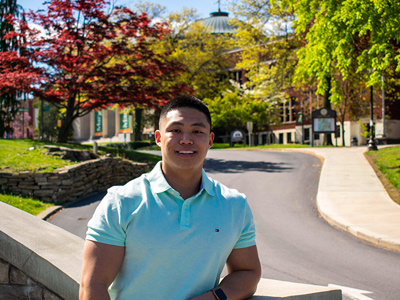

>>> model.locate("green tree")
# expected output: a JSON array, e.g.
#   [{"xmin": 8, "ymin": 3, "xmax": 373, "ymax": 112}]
[
  {"xmin": 204, "ymin": 80, "xmax": 279, "ymax": 136},
  {"xmin": 275, "ymin": 0, "xmax": 400, "ymax": 103},
  {"xmin": 35, "ymin": 100, "xmax": 61, "ymax": 142},
  {"xmin": 0, "ymin": 0, "xmax": 24, "ymax": 138},
  {"xmin": 134, "ymin": 2, "xmax": 233, "ymax": 99}
]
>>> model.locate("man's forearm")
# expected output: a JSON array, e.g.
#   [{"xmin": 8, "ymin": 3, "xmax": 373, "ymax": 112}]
[
  {"xmin": 190, "ymin": 269, "xmax": 260, "ymax": 300},
  {"xmin": 217, "ymin": 269, "xmax": 260, "ymax": 300},
  {"xmin": 79, "ymin": 284, "xmax": 111, "ymax": 300}
]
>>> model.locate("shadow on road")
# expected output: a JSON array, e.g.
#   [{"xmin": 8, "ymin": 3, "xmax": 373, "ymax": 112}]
[
  {"xmin": 64, "ymin": 191, "xmax": 107, "ymax": 208},
  {"xmin": 204, "ymin": 158, "xmax": 293, "ymax": 174}
]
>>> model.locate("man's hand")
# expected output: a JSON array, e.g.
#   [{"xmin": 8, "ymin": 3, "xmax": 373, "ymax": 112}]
[{"xmin": 79, "ymin": 240, "xmax": 125, "ymax": 300}]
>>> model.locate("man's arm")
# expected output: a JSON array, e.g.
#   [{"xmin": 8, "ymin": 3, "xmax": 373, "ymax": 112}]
[
  {"xmin": 191, "ymin": 245, "xmax": 261, "ymax": 300},
  {"xmin": 79, "ymin": 240, "xmax": 125, "ymax": 300}
]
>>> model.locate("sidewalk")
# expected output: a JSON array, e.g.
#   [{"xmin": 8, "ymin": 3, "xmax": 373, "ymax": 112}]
[{"xmin": 300, "ymin": 146, "xmax": 400, "ymax": 254}]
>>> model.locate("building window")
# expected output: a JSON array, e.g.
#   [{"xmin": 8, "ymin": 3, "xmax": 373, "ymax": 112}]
[
  {"xmin": 279, "ymin": 133, "xmax": 284, "ymax": 144},
  {"xmin": 336, "ymin": 125, "xmax": 341, "ymax": 138},
  {"xmin": 280, "ymin": 97, "xmax": 296, "ymax": 123},
  {"xmin": 287, "ymin": 132, "xmax": 292, "ymax": 143},
  {"xmin": 304, "ymin": 128, "xmax": 310, "ymax": 141}
]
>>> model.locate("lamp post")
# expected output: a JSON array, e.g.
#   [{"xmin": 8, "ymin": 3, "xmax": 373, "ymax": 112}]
[
  {"xmin": 382, "ymin": 72, "xmax": 386, "ymax": 139},
  {"xmin": 301, "ymin": 101, "xmax": 304, "ymax": 144},
  {"xmin": 367, "ymin": 85, "xmax": 378, "ymax": 151}
]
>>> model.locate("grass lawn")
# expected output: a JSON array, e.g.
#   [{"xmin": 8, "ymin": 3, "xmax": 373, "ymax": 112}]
[
  {"xmin": 0, "ymin": 193, "xmax": 55, "ymax": 216},
  {"xmin": 365, "ymin": 146, "xmax": 400, "ymax": 205},
  {"xmin": 0, "ymin": 138, "xmax": 161, "ymax": 215},
  {"xmin": 0, "ymin": 139, "xmax": 78, "ymax": 173}
]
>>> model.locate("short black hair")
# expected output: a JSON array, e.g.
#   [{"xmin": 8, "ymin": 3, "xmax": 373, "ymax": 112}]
[{"xmin": 159, "ymin": 95, "xmax": 212, "ymax": 128}]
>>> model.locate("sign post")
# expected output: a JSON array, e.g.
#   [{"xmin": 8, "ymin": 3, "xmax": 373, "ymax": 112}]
[
  {"xmin": 246, "ymin": 121, "xmax": 253, "ymax": 147},
  {"xmin": 230, "ymin": 130, "xmax": 246, "ymax": 147},
  {"xmin": 311, "ymin": 108, "xmax": 337, "ymax": 147}
]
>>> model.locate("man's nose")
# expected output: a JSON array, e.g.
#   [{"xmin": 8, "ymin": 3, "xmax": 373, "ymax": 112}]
[{"xmin": 180, "ymin": 132, "xmax": 193, "ymax": 144}]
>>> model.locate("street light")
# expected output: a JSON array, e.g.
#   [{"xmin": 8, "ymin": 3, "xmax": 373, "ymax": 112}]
[
  {"xmin": 381, "ymin": 72, "xmax": 386, "ymax": 139},
  {"xmin": 367, "ymin": 85, "xmax": 378, "ymax": 151}
]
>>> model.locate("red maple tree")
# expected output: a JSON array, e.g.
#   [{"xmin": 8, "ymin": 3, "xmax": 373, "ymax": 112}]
[{"xmin": 0, "ymin": 0, "xmax": 191, "ymax": 142}]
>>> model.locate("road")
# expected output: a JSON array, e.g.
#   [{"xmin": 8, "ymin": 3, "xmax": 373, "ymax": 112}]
[{"xmin": 49, "ymin": 150, "xmax": 400, "ymax": 300}]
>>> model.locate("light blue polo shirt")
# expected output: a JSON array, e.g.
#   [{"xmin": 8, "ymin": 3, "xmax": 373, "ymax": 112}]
[{"xmin": 86, "ymin": 162, "xmax": 256, "ymax": 300}]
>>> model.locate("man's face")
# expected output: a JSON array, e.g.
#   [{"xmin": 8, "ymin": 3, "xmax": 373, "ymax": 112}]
[{"xmin": 155, "ymin": 107, "xmax": 214, "ymax": 175}]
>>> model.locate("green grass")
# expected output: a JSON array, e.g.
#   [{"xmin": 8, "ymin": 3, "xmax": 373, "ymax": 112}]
[
  {"xmin": 0, "ymin": 139, "xmax": 78, "ymax": 173},
  {"xmin": 0, "ymin": 193, "xmax": 54, "ymax": 216},
  {"xmin": 365, "ymin": 146, "xmax": 400, "ymax": 205},
  {"xmin": 0, "ymin": 138, "xmax": 161, "ymax": 173},
  {"xmin": 0, "ymin": 138, "xmax": 161, "ymax": 215}
]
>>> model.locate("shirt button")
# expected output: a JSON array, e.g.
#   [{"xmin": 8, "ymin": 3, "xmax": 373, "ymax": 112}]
[{"xmin": 184, "ymin": 205, "xmax": 187, "ymax": 209}]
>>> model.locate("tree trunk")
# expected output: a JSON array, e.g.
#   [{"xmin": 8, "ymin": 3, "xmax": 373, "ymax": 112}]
[
  {"xmin": 341, "ymin": 120, "xmax": 345, "ymax": 146},
  {"xmin": 57, "ymin": 117, "xmax": 73, "ymax": 143},
  {"xmin": 134, "ymin": 108, "xmax": 143, "ymax": 141},
  {"xmin": 57, "ymin": 97, "xmax": 76, "ymax": 143},
  {"xmin": 324, "ymin": 76, "xmax": 333, "ymax": 146}
]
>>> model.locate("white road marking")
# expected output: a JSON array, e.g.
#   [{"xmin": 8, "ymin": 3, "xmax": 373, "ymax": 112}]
[{"xmin": 328, "ymin": 284, "xmax": 375, "ymax": 300}]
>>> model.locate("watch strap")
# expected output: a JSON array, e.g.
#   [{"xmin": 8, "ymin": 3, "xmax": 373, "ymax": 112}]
[{"xmin": 211, "ymin": 287, "xmax": 227, "ymax": 300}]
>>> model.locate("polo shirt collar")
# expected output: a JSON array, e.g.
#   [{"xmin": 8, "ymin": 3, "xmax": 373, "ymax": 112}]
[{"xmin": 148, "ymin": 162, "xmax": 215, "ymax": 196}]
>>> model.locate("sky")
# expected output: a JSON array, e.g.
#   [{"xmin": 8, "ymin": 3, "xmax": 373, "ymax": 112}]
[{"xmin": 16, "ymin": 0, "xmax": 229, "ymax": 20}]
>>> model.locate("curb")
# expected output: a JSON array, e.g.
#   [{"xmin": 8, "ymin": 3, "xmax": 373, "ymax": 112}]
[{"xmin": 37, "ymin": 205, "xmax": 63, "ymax": 220}]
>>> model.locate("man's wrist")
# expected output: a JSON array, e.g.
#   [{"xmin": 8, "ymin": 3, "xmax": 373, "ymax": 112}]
[
  {"xmin": 210, "ymin": 288, "xmax": 227, "ymax": 300},
  {"xmin": 208, "ymin": 290, "xmax": 218, "ymax": 299}
]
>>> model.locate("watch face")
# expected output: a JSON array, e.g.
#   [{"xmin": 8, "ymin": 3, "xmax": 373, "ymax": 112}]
[{"xmin": 214, "ymin": 288, "xmax": 227, "ymax": 300}]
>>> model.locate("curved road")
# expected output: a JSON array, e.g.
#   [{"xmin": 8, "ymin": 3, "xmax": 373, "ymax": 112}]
[{"xmin": 50, "ymin": 150, "xmax": 400, "ymax": 300}]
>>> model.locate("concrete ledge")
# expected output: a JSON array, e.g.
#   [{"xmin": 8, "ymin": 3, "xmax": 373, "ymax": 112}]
[
  {"xmin": 253, "ymin": 278, "xmax": 341, "ymax": 299},
  {"xmin": 0, "ymin": 202, "xmax": 341, "ymax": 299},
  {"xmin": 0, "ymin": 202, "xmax": 83, "ymax": 300}
]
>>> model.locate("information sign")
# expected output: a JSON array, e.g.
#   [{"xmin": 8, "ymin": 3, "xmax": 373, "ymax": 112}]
[
  {"xmin": 120, "ymin": 113, "xmax": 130, "ymax": 133},
  {"xmin": 312, "ymin": 108, "xmax": 337, "ymax": 134},
  {"xmin": 94, "ymin": 111, "xmax": 103, "ymax": 136}
]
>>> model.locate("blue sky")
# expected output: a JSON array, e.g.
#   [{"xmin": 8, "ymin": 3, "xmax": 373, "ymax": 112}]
[{"xmin": 17, "ymin": 0, "xmax": 229, "ymax": 20}]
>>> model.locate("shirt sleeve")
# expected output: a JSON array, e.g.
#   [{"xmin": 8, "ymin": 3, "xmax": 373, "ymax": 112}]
[
  {"xmin": 233, "ymin": 200, "xmax": 256, "ymax": 249},
  {"xmin": 86, "ymin": 186, "xmax": 127, "ymax": 247}
]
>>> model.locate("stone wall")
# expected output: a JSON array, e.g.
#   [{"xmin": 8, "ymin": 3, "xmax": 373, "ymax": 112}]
[
  {"xmin": 0, "ymin": 258, "xmax": 61, "ymax": 300},
  {"xmin": 0, "ymin": 157, "xmax": 149, "ymax": 203}
]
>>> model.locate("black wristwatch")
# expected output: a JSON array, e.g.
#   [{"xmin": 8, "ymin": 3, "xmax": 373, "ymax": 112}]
[{"xmin": 212, "ymin": 288, "xmax": 227, "ymax": 300}]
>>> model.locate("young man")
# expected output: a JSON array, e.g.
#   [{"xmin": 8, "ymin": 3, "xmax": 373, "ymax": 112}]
[{"xmin": 80, "ymin": 95, "xmax": 261, "ymax": 300}]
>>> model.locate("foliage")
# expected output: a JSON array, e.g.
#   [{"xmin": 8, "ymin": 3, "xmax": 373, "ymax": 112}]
[
  {"xmin": 359, "ymin": 121, "xmax": 371, "ymax": 139},
  {"xmin": 275, "ymin": 0, "xmax": 400, "ymax": 97},
  {"xmin": 133, "ymin": 3, "xmax": 233, "ymax": 100},
  {"xmin": 204, "ymin": 80, "xmax": 278, "ymax": 134},
  {"xmin": 0, "ymin": 0, "xmax": 190, "ymax": 142},
  {"xmin": 0, "ymin": 0, "xmax": 24, "ymax": 138},
  {"xmin": 225, "ymin": 1, "xmax": 299, "ymax": 138},
  {"xmin": 35, "ymin": 100, "xmax": 62, "ymax": 141},
  {"xmin": 169, "ymin": 20, "xmax": 233, "ymax": 100},
  {"xmin": 0, "ymin": 193, "xmax": 54, "ymax": 216}
]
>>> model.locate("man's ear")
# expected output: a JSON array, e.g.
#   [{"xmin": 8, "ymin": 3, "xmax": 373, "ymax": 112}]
[
  {"xmin": 155, "ymin": 130, "xmax": 162, "ymax": 147},
  {"xmin": 209, "ymin": 132, "xmax": 215, "ymax": 148}
]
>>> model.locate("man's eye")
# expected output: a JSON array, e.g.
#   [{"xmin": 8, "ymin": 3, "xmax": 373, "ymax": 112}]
[
  {"xmin": 170, "ymin": 129, "xmax": 180, "ymax": 133},
  {"xmin": 193, "ymin": 130, "xmax": 204, "ymax": 134}
]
